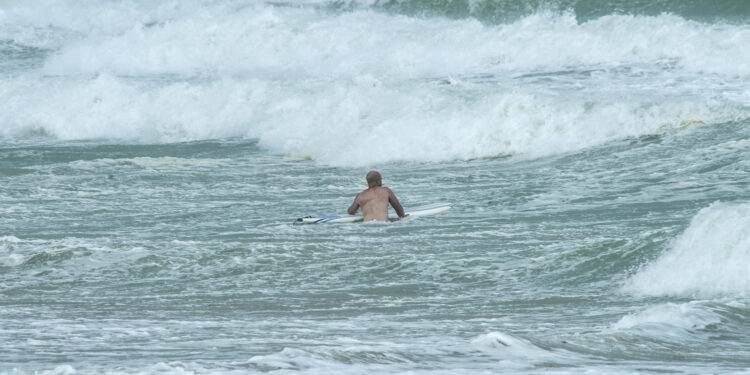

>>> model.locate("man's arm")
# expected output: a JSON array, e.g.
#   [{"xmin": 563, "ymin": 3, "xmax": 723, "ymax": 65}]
[
  {"xmin": 387, "ymin": 188, "xmax": 407, "ymax": 218},
  {"xmin": 347, "ymin": 194, "xmax": 360, "ymax": 215}
]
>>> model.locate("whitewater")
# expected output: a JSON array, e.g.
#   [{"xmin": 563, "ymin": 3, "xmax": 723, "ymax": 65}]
[{"xmin": 2, "ymin": 0, "xmax": 750, "ymax": 374}]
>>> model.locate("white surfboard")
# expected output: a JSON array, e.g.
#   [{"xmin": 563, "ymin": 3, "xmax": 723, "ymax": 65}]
[{"xmin": 295, "ymin": 203, "xmax": 452, "ymax": 224}]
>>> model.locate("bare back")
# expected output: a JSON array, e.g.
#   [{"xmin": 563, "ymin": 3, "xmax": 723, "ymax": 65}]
[{"xmin": 348, "ymin": 186, "xmax": 406, "ymax": 222}]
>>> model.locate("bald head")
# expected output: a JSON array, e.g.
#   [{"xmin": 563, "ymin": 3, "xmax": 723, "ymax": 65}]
[{"xmin": 366, "ymin": 170, "xmax": 382, "ymax": 187}]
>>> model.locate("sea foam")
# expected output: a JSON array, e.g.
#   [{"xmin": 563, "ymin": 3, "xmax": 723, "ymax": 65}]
[
  {"xmin": 19, "ymin": 6, "xmax": 750, "ymax": 78},
  {"xmin": 1, "ymin": 72, "xmax": 741, "ymax": 166},
  {"xmin": 624, "ymin": 202, "xmax": 750, "ymax": 298},
  {"xmin": 611, "ymin": 302, "xmax": 721, "ymax": 338},
  {"xmin": 3, "ymin": 2, "xmax": 750, "ymax": 166}
]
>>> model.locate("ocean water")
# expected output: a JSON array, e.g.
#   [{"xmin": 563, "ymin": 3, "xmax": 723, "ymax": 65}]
[{"xmin": 2, "ymin": 0, "xmax": 750, "ymax": 373}]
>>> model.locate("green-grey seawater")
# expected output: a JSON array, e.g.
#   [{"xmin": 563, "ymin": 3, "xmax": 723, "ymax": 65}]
[
  {"xmin": 4, "ymin": 119, "xmax": 750, "ymax": 373},
  {"xmin": 2, "ymin": 0, "xmax": 750, "ymax": 373}
]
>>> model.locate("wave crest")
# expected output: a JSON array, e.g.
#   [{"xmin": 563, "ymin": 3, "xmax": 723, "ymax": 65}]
[{"xmin": 624, "ymin": 202, "xmax": 750, "ymax": 298}]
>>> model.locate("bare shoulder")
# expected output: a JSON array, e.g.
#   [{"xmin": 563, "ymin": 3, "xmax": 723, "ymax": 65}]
[{"xmin": 381, "ymin": 187, "xmax": 397, "ymax": 199}]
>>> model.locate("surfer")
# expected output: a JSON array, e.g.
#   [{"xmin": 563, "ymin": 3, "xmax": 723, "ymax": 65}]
[{"xmin": 348, "ymin": 171, "xmax": 407, "ymax": 222}]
